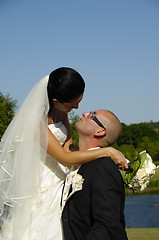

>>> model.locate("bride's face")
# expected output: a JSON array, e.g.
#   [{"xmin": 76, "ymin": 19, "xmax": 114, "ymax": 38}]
[{"xmin": 54, "ymin": 94, "xmax": 83, "ymax": 112}]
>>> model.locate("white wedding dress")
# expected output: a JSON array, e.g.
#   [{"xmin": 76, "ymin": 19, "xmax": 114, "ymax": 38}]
[
  {"xmin": 22, "ymin": 122, "xmax": 69, "ymax": 240},
  {"xmin": 0, "ymin": 77, "xmax": 71, "ymax": 240}
]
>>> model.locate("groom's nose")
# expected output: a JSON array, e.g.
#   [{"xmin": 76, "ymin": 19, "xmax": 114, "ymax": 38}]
[{"xmin": 82, "ymin": 112, "xmax": 89, "ymax": 118}]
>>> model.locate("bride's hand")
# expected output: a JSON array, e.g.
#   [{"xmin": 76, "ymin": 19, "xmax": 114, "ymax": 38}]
[{"xmin": 106, "ymin": 147, "xmax": 128, "ymax": 170}]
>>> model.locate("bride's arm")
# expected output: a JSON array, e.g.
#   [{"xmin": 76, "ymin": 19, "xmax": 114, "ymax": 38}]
[
  {"xmin": 63, "ymin": 138, "xmax": 79, "ymax": 152},
  {"xmin": 47, "ymin": 129, "xmax": 128, "ymax": 170}
]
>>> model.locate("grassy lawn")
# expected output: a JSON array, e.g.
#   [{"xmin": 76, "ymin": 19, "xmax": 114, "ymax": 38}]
[{"xmin": 126, "ymin": 228, "xmax": 159, "ymax": 240}]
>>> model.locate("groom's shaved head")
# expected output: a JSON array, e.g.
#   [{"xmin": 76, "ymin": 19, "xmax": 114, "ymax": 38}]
[
  {"xmin": 75, "ymin": 109, "xmax": 122, "ymax": 151},
  {"xmin": 100, "ymin": 110, "xmax": 122, "ymax": 147}
]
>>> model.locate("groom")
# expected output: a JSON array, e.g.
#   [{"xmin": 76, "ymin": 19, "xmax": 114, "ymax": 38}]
[{"xmin": 61, "ymin": 110, "xmax": 128, "ymax": 240}]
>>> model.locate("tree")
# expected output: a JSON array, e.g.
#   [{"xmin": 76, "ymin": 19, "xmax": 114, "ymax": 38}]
[
  {"xmin": 113, "ymin": 142, "xmax": 138, "ymax": 161},
  {"xmin": 68, "ymin": 111, "xmax": 80, "ymax": 146},
  {"xmin": 0, "ymin": 92, "xmax": 17, "ymax": 139},
  {"xmin": 117, "ymin": 123, "xmax": 134, "ymax": 146},
  {"xmin": 137, "ymin": 136, "xmax": 159, "ymax": 163},
  {"xmin": 117, "ymin": 123, "xmax": 159, "ymax": 148}
]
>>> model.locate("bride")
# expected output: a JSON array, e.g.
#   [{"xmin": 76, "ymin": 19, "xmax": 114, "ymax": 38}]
[{"xmin": 0, "ymin": 67, "xmax": 127, "ymax": 240}]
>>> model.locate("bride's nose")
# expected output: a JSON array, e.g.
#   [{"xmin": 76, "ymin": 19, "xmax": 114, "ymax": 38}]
[{"xmin": 73, "ymin": 103, "xmax": 79, "ymax": 109}]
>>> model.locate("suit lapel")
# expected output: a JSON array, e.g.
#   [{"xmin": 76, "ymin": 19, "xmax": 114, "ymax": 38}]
[
  {"xmin": 61, "ymin": 167, "xmax": 85, "ymax": 211},
  {"xmin": 61, "ymin": 162, "xmax": 91, "ymax": 211}
]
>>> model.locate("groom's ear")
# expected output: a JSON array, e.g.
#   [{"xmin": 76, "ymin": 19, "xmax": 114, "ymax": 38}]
[{"xmin": 94, "ymin": 129, "xmax": 106, "ymax": 138}]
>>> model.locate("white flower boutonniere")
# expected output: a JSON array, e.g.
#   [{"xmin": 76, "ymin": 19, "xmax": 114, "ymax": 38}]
[
  {"xmin": 124, "ymin": 150, "xmax": 157, "ymax": 192},
  {"xmin": 71, "ymin": 173, "xmax": 84, "ymax": 192},
  {"xmin": 61, "ymin": 170, "xmax": 84, "ymax": 211}
]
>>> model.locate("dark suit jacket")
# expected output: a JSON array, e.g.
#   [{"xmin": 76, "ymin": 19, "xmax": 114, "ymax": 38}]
[{"xmin": 62, "ymin": 157, "xmax": 128, "ymax": 240}]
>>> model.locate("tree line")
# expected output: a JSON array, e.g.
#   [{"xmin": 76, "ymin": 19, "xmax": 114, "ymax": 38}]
[
  {"xmin": 1, "ymin": 91, "xmax": 159, "ymax": 164},
  {"xmin": 0, "ymin": 92, "xmax": 17, "ymax": 139},
  {"xmin": 69, "ymin": 112, "xmax": 159, "ymax": 164}
]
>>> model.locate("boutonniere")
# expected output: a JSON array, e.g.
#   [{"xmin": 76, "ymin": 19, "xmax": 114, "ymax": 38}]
[
  {"xmin": 61, "ymin": 169, "xmax": 84, "ymax": 211},
  {"xmin": 124, "ymin": 151, "xmax": 157, "ymax": 192}
]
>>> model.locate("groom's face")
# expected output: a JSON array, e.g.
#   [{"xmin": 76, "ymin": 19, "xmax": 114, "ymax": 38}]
[{"xmin": 75, "ymin": 110, "xmax": 105, "ymax": 136}]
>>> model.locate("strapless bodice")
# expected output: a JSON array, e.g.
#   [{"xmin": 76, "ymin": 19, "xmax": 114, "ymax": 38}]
[{"xmin": 48, "ymin": 122, "xmax": 67, "ymax": 146}]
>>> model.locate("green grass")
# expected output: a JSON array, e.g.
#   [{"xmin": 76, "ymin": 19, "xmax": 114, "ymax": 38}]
[{"xmin": 126, "ymin": 228, "xmax": 159, "ymax": 240}]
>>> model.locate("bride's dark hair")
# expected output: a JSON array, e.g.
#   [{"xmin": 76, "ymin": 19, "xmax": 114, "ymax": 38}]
[{"xmin": 47, "ymin": 67, "xmax": 85, "ymax": 113}]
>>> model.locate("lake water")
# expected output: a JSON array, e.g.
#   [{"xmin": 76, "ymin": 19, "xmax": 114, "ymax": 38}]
[{"xmin": 125, "ymin": 194, "xmax": 159, "ymax": 228}]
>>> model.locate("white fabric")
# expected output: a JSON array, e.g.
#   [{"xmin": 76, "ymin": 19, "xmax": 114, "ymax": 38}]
[
  {"xmin": 0, "ymin": 120, "xmax": 69, "ymax": 239},
  {"xmin": 23, "ymin": 122, "xmax": 69, "ymax": 240},
  {"xmin": 0, "ymin": 76, "xmax": 65, "ymax": 240}
]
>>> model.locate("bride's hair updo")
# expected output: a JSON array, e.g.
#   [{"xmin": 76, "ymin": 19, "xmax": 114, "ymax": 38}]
[{"xmin": 47, "ymin": 67, "xmax": 85, "ymax": 113}]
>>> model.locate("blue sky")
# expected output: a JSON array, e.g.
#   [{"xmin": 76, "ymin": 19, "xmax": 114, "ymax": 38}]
[{"xmin": 0, "ymin": 0, "xmax": 159, "ymax": 124}]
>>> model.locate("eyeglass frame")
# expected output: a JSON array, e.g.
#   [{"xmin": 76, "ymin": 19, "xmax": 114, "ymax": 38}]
[{"xmin": 88, "ymin": 111, "xmax": 106, "ymax": 130}]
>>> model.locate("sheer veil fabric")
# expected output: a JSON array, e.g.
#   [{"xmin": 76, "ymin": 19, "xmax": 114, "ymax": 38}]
[{"xmin": 0, "ymin": 76, "xmax": 49, "ymax": 239}]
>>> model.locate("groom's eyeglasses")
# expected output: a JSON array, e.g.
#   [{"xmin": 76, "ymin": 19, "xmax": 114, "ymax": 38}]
[{"xmin": 88, "ymin": 111, "xmax": 106, "ymax": 130}]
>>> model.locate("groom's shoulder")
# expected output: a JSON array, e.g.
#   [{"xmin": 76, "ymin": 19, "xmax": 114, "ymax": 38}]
[
  {"xmin": 81, "ymin": 156, "xmax": 117, "ymax": 171},
  {"xmin": 78, "ymin": 157, "xmax": 122, "ymax": 186},
  {"xmin": 93, "ymin": 157, "xmax": 118, "ymax": 169}
]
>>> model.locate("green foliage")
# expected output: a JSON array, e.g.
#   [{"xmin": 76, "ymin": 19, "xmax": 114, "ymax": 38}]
[
  {"xmin": 117, "ymin": 123, "xmax": 134, "ymax": 146},
  {"xmin": 117, "ymin": 123, "xmax": 159, "ymax": 148},
  {"xmin": 148, "ymin": 180, "xmax": 159, "ymax": 188},
  {"xmin": 0, "ymin": 92, "xmax": 17, "ymax": 139},
  {"xmin": 124, "ymin": 151, "xmax": 147, "ymax": 185},
  {"xmin": 116, "ymin": 122, "xmax": 159, "ymax": 162},
  {"xmin": 145, "ymin": 120, "xmax": 159, "ymax": 130},
  {"xmin": 113, "ymin": 142, "xmax": 137, "ymax": 161},
  {"xmin": 68, "ymin": 111, "xmax": 80, "ymax": 125},
  {"xmin": 68, "ymin": 111, "xmax": 80, "ymax": 146},
  {"xmin": 137, "ymin": 136, "xmax": 159, "ymax": 162},
  {"xmin": 115, "ymin": 144, "xmax": 138, "ymax": 161}
]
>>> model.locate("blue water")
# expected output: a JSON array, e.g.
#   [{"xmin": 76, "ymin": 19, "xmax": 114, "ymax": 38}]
[{"xmin": 125, "ymin": 194, "xmax": 159, "ymax": 228}]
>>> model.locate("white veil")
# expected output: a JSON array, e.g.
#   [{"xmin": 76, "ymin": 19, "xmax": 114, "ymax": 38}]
[{"xmin": 0, "ymin": 76, "xmax": 49, "ymax": 239}]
